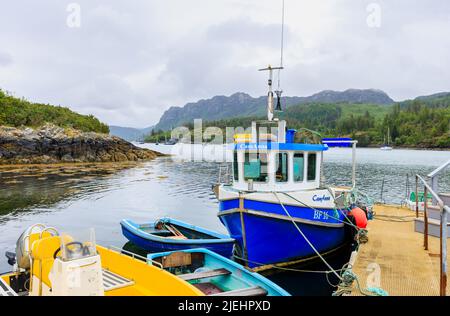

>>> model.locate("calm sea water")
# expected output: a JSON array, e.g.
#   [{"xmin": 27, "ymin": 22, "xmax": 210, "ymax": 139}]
[{"xmin": 0, "ymin": 144, "xmax": 448, "ymax": 295}]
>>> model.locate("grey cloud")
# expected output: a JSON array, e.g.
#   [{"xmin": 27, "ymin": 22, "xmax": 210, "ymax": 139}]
[
  {"xmin": 0, "ymin": 0, "xmax": 449, "ymax": 127},
  {"xmin": 207, "ymin": 18, "xmax": 285, "ymax": 48},
  {"xmin": 0, "ymin": 52, "xmax": 13, "ymax": 66}
]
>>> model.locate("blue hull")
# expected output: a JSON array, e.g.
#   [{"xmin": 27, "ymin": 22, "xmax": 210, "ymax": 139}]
[
  {"xmin": 219, "ymin": 200, "xmax": 347, "ymax": 268},
  {"xmin": 121, "ymin": 219, "xmax": 235, "ymax": 258}
]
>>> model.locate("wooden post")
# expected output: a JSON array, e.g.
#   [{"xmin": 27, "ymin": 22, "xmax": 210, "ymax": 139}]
[
  {"xmin": 441, "ymin": 206, "xmax": 448, "ymax": 296},
  {"xmin": 239, "ymin": 194, "xmax": 248, "ymax": 266},
  {"xmin": 424, "ymin": 186, "xmax": 429, "ymax": 251}
]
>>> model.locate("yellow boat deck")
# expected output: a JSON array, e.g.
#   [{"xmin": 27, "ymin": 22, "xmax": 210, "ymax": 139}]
[{"xmin": 350, "ymin": 204, "xmax": 447, "ymax": 296}]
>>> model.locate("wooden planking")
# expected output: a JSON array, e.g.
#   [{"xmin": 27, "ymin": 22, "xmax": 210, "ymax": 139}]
[
  {"xmin": 211, "ymin": 286, "xmax": 268, "ymax": 297},
  {"xmin": 161, "ymin": 252, "xmax": 192, "ymax": 268},
  {"xmin": 179, "ymin": 268, "xmax": 231, "ymax": 281}
]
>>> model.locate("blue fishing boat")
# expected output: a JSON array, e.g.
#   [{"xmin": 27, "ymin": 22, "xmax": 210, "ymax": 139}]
[
  {"xmin": 147, "ymin": 248, "xmax": 290, "ymax": 296},
  {"xmin": 120, "ymin": 218, "xmax": 235, "ymax": 257},
  {"xmin": 213, "ymin": 66, "xmax": 368, "ymax": 270}
]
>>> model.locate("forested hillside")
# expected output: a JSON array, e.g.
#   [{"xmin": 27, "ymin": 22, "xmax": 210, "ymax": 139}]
[
  {"xmin": 153, "ymin": 89, "xmax": 394, "ymax": 131},
  {"xmin": 0, "ymin": 90, "xmax": 109, "ymax": 133},
  {"xmin": 147, "ymin": 96, "xmax": 450, "ymax": 148}
]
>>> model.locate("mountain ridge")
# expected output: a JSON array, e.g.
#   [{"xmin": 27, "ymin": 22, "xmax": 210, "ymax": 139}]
[
  {"xmin": 109, "ymin": 125, "xmax": 153, "ymax": 142},
  {"xmin": 154, "ymin": 89, "xmax": 395, "ymax": 131}
]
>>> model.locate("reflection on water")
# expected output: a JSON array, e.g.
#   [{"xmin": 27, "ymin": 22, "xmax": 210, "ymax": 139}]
[
  {"xmin": 0, "ymin": 163, "xmax": 142, "ymax": 219},
  {"xmin": 0, "ymin": 145, "xmax": 449, "ymax": 295}
]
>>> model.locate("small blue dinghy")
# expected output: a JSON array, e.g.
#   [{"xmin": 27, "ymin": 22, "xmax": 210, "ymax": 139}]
[
  {"xmin": 120, "ymin": 218, "xmax": 235, "ymax": 257},
  {"xmin": 147, "ymin": 248, "xmax": 290, "ymax": 296}
]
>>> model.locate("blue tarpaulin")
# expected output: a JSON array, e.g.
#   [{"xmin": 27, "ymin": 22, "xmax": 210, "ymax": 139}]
[{"xmin": 322, "ymin": 138, "xmax": 353, "ymax": 148}]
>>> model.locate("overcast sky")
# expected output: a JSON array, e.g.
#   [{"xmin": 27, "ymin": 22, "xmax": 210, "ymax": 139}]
[{"xmin": 0, "ymin": 1, "xmax": 449, "ymax": 127}]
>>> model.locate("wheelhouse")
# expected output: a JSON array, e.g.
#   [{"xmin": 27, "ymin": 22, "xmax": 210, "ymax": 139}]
[{"xmin": 231, "ymin": 120, "xmax": 328, "ymax": 192}]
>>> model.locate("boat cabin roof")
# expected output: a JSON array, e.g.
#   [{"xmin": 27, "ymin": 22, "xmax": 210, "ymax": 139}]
[
  {"xmin": 233, "ymin": 142, "xmax": 328, "ymax": 152},
  {"xmin": 230, "ymin": 120, "xmax": 326, "ymax": 192}
]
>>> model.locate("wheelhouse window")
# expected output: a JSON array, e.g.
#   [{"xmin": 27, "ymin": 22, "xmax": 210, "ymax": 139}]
[
  {"xmin": 307, "ymin": 153, "xmax": 317, "ymax": 181},
  {"xmin": 276, "ymin": 153, "xmax": 288, "ymax": 182},
  {"xmin": 233, "ymin": 152, "xmax": 239, "ymax": 181},
  {"xmin": 293, "ymin": 153, "xmax": 304, "ymax": 182},
  {"xmin": 244, "ymin": 152, "xmax": 268, "ymax": 182}
]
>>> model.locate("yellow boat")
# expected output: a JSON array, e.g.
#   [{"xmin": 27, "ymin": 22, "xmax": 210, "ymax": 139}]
[{"xmin": 0, "ymin": 224, "xmax": 203, "ymax": 296}]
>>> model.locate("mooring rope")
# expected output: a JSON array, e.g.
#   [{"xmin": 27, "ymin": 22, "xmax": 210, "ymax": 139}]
[
  {"xmin": 333, "ymin": 263, "xmax": 388, "ymax": 297},
  {"xmin": 280, "ymin": 191, "xmax": 359, "ymax": 229},
  {"xmin": 232, "ymin": 254, "xmax": 347, "ymax": 275},
  {"xmin": 373, "ymin": 216, "xmax": 416, "ymax": 223},
  {"xmin": 272, "ymin": 191, "xmax": 343, "ymax": 281},
  {"xmin": 272, "ymin": 191, "xmax": 386, "ymax": 296},
  {"xmin": 283, "ymin": 189, "xmax": 371, "ymax": 245}
]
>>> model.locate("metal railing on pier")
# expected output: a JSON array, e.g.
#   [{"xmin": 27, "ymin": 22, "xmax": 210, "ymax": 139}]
[
  {"xmin": 415, "ymin": 159, "xmax": 450, "ymax": 296},
  {"xmin": 429, "ymin": 159, "xmax": 450, "ymax": 204}
]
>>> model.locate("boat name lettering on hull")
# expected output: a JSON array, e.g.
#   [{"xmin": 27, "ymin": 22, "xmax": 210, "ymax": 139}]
[
  {"xmin": 314, "ymin": 210, "xmax": 330, "ymax": 220},
  {"xmin": 312, "ymin": 195, "xmax": 331, "ymax": 202}
]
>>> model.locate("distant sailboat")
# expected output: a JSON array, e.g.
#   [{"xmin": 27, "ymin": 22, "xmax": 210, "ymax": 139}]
[{"xmin": 380, "ymin": 127, "xmax": 393, "ymax": 150}]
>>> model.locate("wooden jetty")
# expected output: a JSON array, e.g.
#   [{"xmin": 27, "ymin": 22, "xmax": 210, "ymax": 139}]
[
  {"xmin": 349, "ymin": 204, "xmax": 445, "ymax": 296},
  {"xmin": 349, "ymin": 159, "xmax": 450, "ymax": 296}
]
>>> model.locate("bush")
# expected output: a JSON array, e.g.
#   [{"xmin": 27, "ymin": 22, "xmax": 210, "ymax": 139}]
[{"xmin": 0, "ymin": 89, "xmax": 109, "ymax": 133}]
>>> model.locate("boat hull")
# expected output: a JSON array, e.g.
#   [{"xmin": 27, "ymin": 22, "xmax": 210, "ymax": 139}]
[
  {"xmin": 218, "ymin": 198, "xmax": 348, "ymax": 269},
  {"xmin": 121, "ymin": 219, "xmax": 235, "ymax": 258},
  {"xmin": 148, "ymin": 248, "xmax": 290, "ymax": 296}
]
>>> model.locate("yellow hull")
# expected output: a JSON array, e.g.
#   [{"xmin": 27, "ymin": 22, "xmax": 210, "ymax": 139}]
[
  {"xmin": 2, "ymin": 243, "xmax": 203, "ymax": 296},
  {"xmin": 97, "ymin": 246, "xmax": 203, "ymax": 296}
]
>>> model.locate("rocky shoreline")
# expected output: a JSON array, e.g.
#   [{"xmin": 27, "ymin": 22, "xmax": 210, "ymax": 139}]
[{"xmin": 0, "ymin": 124, "xmax": 164, "ymax": 164}]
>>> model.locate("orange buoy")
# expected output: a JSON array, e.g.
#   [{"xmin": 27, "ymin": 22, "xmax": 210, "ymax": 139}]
[{"xmin": 350, "ymin": 207, "xmax": 368, "ymax": 229}]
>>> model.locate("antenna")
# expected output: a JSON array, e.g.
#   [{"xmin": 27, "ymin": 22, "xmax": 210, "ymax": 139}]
[
  {"xmin": 277, "ymin": 0, "xmax": 285, "ymax": 90},
  {"xmin": 259, "ymin": 0, "xmax": 286, "ymax": 121},
  {"xmin": 275, "ymin": 0, "xmax": 285, "ymax": 113},
  {"xmin": 259, "ymin": 65, "xmax": 283, "ymax": 121}
]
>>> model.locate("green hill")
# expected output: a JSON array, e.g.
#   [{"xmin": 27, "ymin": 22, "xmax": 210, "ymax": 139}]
[
  {"xmin": 0, "ymin": 89, "xmax": 109, "ymax": 133},
  {"xmin": 383, "ymin": 103, "xmax": 450, "ymax": 148},
  {"xmin": 146, "ymin": 97, "xmax": 449, "ymax": 149},
  {"xmin": 153, "ymin": 89, "xmax": 394, "ymax": 131}
]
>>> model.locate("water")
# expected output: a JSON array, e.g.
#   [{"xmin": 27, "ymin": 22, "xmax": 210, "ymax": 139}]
[{"xmin": 0, "ymin": 145, "xmax": 448, "ymax": 295}]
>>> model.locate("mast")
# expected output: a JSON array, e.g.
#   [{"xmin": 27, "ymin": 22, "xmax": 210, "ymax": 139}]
[
  {"xmin": 258, "ymin": 0, "xmax": 286, "ymax": 122},
  {"xmin": 259, "ymin": 65, "xmax": 283, "ymax": 121},
  {"xmin": 388, "ymin": 127, "xmax": 390, "ymax": 146}
]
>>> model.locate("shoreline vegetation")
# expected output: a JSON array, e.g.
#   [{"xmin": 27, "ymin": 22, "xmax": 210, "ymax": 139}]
[
  {"xmin": 146, "ymin": 94, "xmax": 450, "ymax": 150},
  {"xmin": 0, "ymin": 90, "xmax": 163, "ymax": 165}
]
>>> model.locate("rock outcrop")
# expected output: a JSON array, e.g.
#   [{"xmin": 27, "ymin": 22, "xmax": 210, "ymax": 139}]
[{"xmin": 0, "ymin": 124, "xmax": 164, "ymax": 164}]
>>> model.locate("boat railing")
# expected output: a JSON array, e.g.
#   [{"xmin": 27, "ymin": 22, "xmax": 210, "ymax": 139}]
[
  {"xmin": 107, "ymin": 246, "xmax": 164, "ymax": 269},
  {"xmin": 321, "ymin": 140, "xmax": 358, "ymax": 189},
  {"xmin": 415, "ymin": 174, "xmax": 448, "ymax": 296},
  {"xmin": 218, "ymin": 163, "xmax": 232, "ymax": 185}
]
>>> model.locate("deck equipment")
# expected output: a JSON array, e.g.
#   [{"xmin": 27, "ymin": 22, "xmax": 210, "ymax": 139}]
[{"xmin": 1, "ymin": 224, "xmax": 204, "ymax": 296}]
